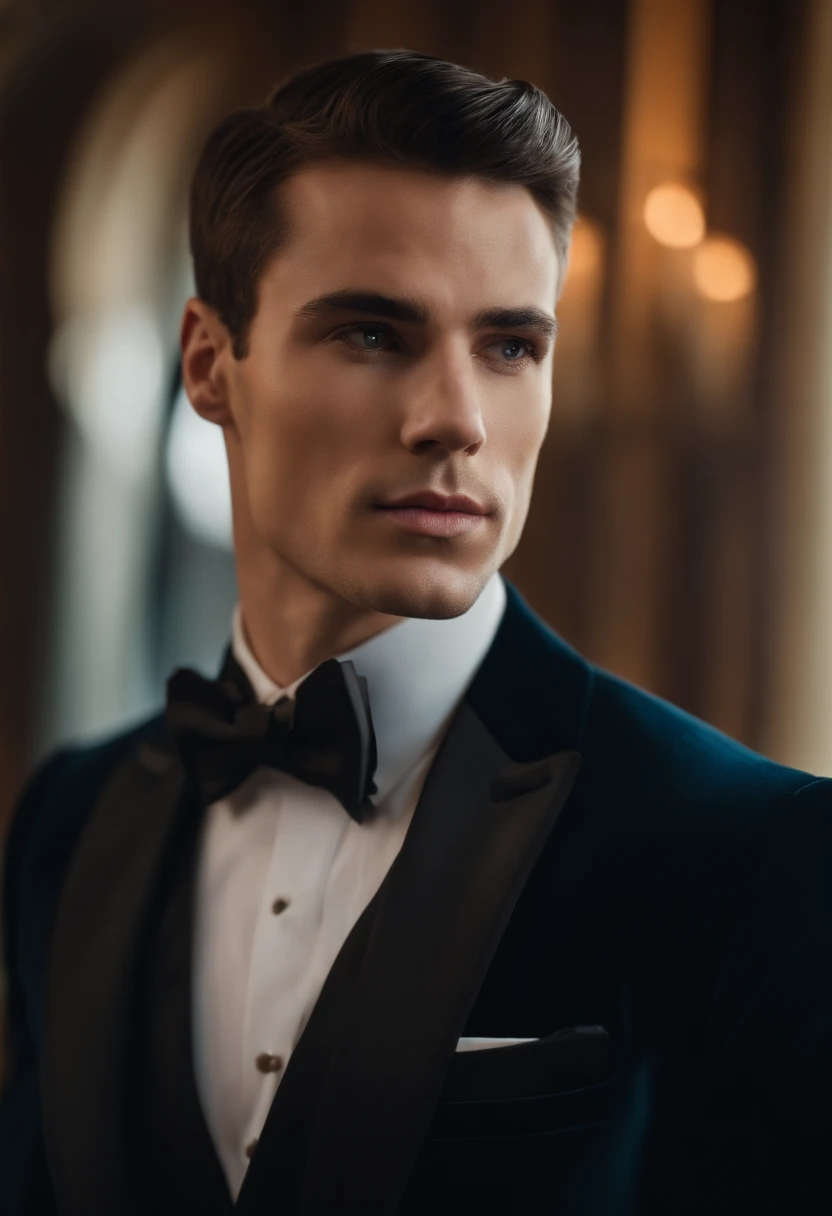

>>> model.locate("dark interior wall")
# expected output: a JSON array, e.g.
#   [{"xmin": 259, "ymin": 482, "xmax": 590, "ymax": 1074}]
[
  {"xmin": 0, "ymin": 5, "xmax": 149, "ymax": 816},
  {"xmin": 661, "ymin": 0, "xmax": 807, "ymax": 739},
  {"xmin": 499, "ymin": 0, "xmax": 631, "ymax": 653}
]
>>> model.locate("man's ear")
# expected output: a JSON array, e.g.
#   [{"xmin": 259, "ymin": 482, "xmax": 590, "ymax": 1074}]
[{"xmin": 180, "ymin": 297, "xmax": 236, "ymax": 425}]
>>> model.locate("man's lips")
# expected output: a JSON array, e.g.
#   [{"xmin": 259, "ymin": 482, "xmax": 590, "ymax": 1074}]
[
  {"xmin": 378, "ymin": 490, "xmax": 488, "ymax": 514},
  {"xmin": 377, "ymin": 505, "xmax": 486, "ymax": 537},
  {"xmin": 374, "ymin": 491, "xmax": 491, "ymax": 538}
]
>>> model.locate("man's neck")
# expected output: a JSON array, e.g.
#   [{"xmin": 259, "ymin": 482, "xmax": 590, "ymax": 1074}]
[{"xmin": 236, "ymin": 569, "xmax": 405, "ymax": 689}]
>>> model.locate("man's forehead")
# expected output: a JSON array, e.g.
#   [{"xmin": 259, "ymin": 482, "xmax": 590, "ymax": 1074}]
[
  {"xmin": 271, "ymin": 164, "xmax": 560, "ymax": 306},
  {"xmin": 280, "ymin": 162, "xmax": 558, "ymax": 258},
  {"xmin": 285, "ymin": 158, "xmax": 536, "ymax": 205}
]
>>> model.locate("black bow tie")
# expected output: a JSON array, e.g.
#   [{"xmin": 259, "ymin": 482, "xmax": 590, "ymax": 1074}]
[{"xmin": 165, "ymin": 646, "xmax": 379, "ymax": 823}]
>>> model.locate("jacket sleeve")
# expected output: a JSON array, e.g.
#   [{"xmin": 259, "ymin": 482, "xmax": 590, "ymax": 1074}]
[
  {"xmin": 737, "ymin": 776, "xmax": 832, "ymax": 1207},
  {"xmin": 0, "ymin": 750, "xmax": 77, "ymax": 1216},
  {"xmin": 643, "ymin": 775, "xmax": 832, "ymax": 1215}
]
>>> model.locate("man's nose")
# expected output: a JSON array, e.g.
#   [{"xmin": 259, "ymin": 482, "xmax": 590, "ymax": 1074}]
[{"xmin": 398, "ymin": 353, "xmax": 486, "ymax": 456}]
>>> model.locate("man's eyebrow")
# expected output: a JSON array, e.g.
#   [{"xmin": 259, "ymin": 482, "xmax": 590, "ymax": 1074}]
[
  {"xmin": 476, "ymin": 305, "xmax": 558, "ymax": 341},
  {"xmin": 293, "ymin": 290, "xmax": 558, "ymax": 341}
]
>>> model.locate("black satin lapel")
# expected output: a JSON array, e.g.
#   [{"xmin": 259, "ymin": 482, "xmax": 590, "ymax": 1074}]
[
  {"xmin": 133, "ymin": 787, "xmax": 234, "ymax": 1216},
  {"xmin": 236, "ymin": 701, "xmax": 581, "ymax": 1216},
  {"xmin": 41, "ymin": 737, "xmax": 195, "ymax": 1216}
]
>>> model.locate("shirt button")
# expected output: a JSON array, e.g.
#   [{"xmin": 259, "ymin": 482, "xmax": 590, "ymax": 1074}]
[
  {"xmin": 255, "ymin": 1052, "xmax": 284, "ymax": 1073},
  {"xmin": 245, "ymin": 1137, "xmax": 258, "ymax": 1159},
  {"xmin": 271, "ymin": 896, "xmax": 290, "ymax": 915}
]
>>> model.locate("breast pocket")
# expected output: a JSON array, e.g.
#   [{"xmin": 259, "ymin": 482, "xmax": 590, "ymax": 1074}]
[
  {"xmin": 400, "ymin": 1029, "xmax": 620, "ymax": 1214},
  {"xmin": 430, "ymin": 1025, "xmax": 617, "ymax": 1141}
]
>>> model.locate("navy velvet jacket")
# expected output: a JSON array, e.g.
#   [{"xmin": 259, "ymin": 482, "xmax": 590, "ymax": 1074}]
[{"xmin": 1, "ymin": 580, "xmax": 831, "ymax": 1215}]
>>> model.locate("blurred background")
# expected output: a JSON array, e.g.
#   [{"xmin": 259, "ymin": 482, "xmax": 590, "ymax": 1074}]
[{"xmin": 2, "ymin": 0, "xmax": 832, "ymax": 844}]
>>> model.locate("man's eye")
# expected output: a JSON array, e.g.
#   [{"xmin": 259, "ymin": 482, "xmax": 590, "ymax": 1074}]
[
  {"xmin": 487, "ymin": 337, "xmax": 539, "ymax": 365},
  {"xmin": 336, "ymin": 324, "xmax": 394, "ymax": 354}
]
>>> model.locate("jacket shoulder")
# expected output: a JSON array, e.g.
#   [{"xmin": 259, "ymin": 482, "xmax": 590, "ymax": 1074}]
[
  {"xmin": 2, "ymin": 713, "xmax": 167, "ymax": 1006},
  {"xmin": 4, "ymin": 713, "xmax": 166, "ymax": 902},
  {"xmin": 585, "ymin": 665, "xmax": 815, "ymax": 812}
]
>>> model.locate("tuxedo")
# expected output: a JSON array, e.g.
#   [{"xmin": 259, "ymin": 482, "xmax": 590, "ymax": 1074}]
[
  {"xmin": 190, "ymin": 574, "xmax": 509, "ymax": 1191},
  {"xmin": 2, "ymin": 578, "xmax": 832, "ymax": 1215}
]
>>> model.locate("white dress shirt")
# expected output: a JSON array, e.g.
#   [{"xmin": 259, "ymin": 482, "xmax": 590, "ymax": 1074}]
[{"xmin": 192, "ymin": 572, "xmax": 508, "ymax": 1198}]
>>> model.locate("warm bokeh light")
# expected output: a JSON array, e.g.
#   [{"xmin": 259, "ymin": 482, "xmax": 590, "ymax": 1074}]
[
  {"xmin": 692, "ymin": 235, "xmax": 757, "ymax": 301},
  {"xmin": 643, "ymin": 182, "xmax": 706, "ymax": 248},
  {"xmin": 567, "ymin": 213, "xmax": 604, "ymax": 280}
]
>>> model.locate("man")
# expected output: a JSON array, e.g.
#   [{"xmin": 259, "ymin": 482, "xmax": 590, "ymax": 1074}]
[{"xmin": 1, "ymin": 47, "xmax": 830, "ymax": 1216}]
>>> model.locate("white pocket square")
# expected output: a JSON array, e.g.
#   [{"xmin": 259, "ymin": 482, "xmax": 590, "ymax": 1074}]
[{"xmin": 455, "ymin": 1036, "xmax": 539, "ymax": 1052}]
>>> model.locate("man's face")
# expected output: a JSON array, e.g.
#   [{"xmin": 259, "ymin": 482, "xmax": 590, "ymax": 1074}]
[{"xmin": 220, "ymin": 161, "xmax": 560, "ymax": 619}]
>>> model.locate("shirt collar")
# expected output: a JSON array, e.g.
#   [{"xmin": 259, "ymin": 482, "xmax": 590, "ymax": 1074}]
[{"xmin": 231, "ymin": 571, "xmax": 507, "ymax": 804}]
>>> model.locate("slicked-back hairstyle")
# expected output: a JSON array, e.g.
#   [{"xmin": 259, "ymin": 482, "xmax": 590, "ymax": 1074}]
[{"xmin": 189, "ymin": 49, "xmax": 581, "ymax": 358}]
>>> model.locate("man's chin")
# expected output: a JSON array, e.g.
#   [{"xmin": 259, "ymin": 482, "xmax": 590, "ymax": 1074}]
[{"xmin": 338, "ymin": 560, "xmax": 495, "ymax": 621}]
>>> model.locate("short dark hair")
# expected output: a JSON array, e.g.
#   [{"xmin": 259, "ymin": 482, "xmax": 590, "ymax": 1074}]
[{"xmin": 189, "ymin": 49, "xmax": 581, "ymax": 358}]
